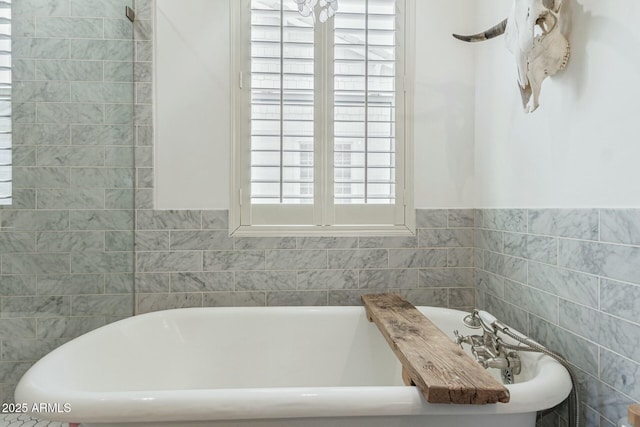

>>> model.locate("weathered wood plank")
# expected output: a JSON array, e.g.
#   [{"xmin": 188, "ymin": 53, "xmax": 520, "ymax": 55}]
[{"xmin": 362, "ymin": 293, "xmax": 510, "ymax": 405}]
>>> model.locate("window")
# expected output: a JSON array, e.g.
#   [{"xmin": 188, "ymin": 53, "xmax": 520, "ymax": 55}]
[
  {"xmin": 231, "ymin": 0, "xmax": 414, "ymax": 234},
  {"xmin": 0, "ymin": 0, "xmax": 11, "ymax": 205}
]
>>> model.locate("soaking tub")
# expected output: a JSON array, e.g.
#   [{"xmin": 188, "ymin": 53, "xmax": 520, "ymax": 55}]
[{"xmin": 15, "ymin": 306, "xmax": 571, "ymax": 427}]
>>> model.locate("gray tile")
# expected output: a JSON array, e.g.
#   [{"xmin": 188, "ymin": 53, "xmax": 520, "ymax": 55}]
[
  {"xmin": 72, "ymin": 295, "xmax": 133, "ymax": 316},
  {"xmin": 134, "ymin": 231, "xmax": 170, "ymax": 251},
  {"xmin": 388, "ymin": 249, "xmax": 447, "ymax": 268},
  {"xmin": 0, "ymin": 232, "xmax": 35, "ymax": 253},
  {"xmin": 104, "ymin": 60, "xmax": 134, "ymax": 82},
  {"xmin": 476, "ymin": 269, "xmax": 504, "ymax": 297},
  {"xmin": 13, "ymin": 81, "xmax": 70, "ymax": 102},
  {"xmin": 70, "ymin": 167, "xmax": 134, "ymax": 188},
  {"xmin": 266, "ymin": 250, "xmax": 326, "ymax": 270},
  {"xmin": 134, "ymin": 146, "xmax": 153, "ymax": 166},
  {"xmin": 36, "ymin": 17, "xmax": 104, "ymax": 38},
  {"xmin": 37, "ymin": 146, "xmax": 105, "ymax": 167},
  {"xmin": 416, "ymin": 209, "xmax": 447, "ymax": 228},
  {"xmin": 37, "ymin": 316, "xmax": 105, "ymax": 339},
  {"xmin": 559, "ymin": 239, "xmax": 640, "ymax": 285},
  {"xmin": 483, "ymin": 209, "xmax": 527, "ymax": 232},
  {"xmin": 359, "ymin": 269, "xmax": 418, "ymax": 290},
  {"xmin": 72, "ymin": 125, "xmax": 134, "ymax": 146},
  {"xmin": 235, "ymin": 237, "xmax": 296, "ymax": 250},
  {"xmin": 137, "ymin": 168, "xmax": 154, "ymax": 188},
  {"xmin": 559, "ymin": 300, "xmax": 640, "ymax": 362},
  {"xmin": 1, "ymin": 210, "xmax": 68, "ymax": 231},
  {"xmin": 202, "ymin": 292, "xmax": 265, "ymax": 307},
  {"xmin": 397, "ymin": 288, "xmax": 448, "ymax": 307},
  {"xmin": 298, "ymin": 270, "xmax": 357, "ymax": 290},
  {"xmin": 133, "ymin": 19, "xmax": 152, "ymax": 40},
  {"xmin": 70, "ymin": 210, "xmax": 133, "ymax": 230},
  {"xmin": 105, "ymin": 273, "xmax": 134, "ymax": 294},
  {"xmin": 503, "ymin": 280, "xmax": 557, "ymax": 323},
  {"xmin": 0, "ymin": 190, "xmax": 36, "ymax": 210},
  {"xmin": 37, "ymin": 274, "xmax": 104, "ymax": 295},
  {"xmin": 236, "ymin": 271, "xmax": 296, "ymax": 291},
  {"xmin": 13, "ymin": 123, "xmax": 70, "ymax": 146},
  {"xmin": 72, "ymin": 252, "xmax": 133, "ymax": 273},
  {"xmin": 37, "ymin": 231, "xmax": 104, "ymax": 252},
  {"xmin": 358, "ymin": 236, "xmax": 417, "ymax": 249},
  {"xmin": 529, "ymin": 315, "xmax": 599, "ymax": 376},
  {"xmin": 484, "ymin": 251, "xmax": 527, "ymax": 283},
  {"xmin": 137, "ymin": 210, "xmax": 201, "ymax": 230},
  {"xmin": 106, "ymin": 104, "xmax": 134, "ymax": 125},
  {"xmin": 13, "ymin": 102, "xmax": 36, "ymax": 123},
  {"xmin": 327, "ymin": 249, "xmax": 388, "ymax": 269},
  {"xmin": 0, "ymin": 362, "xmax": 34, "ymax": 384},
  {"xmin": 296, "ymin": 237, "xmax": 358, "ymax": 249},
  {"xmin": 104, "ymin": 146, "xmax": 135, "ymax": 168},
  {"xmin": 2, "ymin": 253, "xmax": 69, "ymax": 274},
  {"xmin": 0, "ymin": 276, "xmax": 37, "ymax": 296},
  {"xmin": 105, "ymin": 189, "xmax": 134, "ymax": 209},
  {"xmin": 13, "ymin": 167, "xmax": 70, "ymax": 189},
  {"xmin": 267, "ymin": 291, "xmax": 327, "ymax": 306},
  {"xmin": 14, "ymin": 0, "xmax": 70, "ymax": 16},
  {"xmin": 504, "ymin": 233, "xmax": 557, "ymax": 264},
  {"xmin": 170, "ymin": 230, "xmax": 233, "ymax": 251},
  {"xmin": 599, "ymin": 348, "xmax": 640, "ymax": 402},
  {"xmin": 529, "ymin": 209, "xmax": 599, "ymax": 240},
  {"xmin": 13, "ymin": 59, "xmax": 36, "ymax": 81},
  {"xmin": 70, "ymin": 39, "xmax": 133, "ymax": 61},
  {"xmin": 36, "ymin": 60, "xmax": 103, "ymax": 81},
  {"xmin": 12, "ymin": 146, "xmax": 37, "ymax": 166},
  {"xmin": 528, "ymin": 262, "xmax": 599, "ymax": 308},
  {"xmin": 37, "ymin": 188, "xmax": 104, "ymax": 209},
  {"xmin": 136, "ymin": 125, "xmax": 154, "ymax": 147},
  {"xmin": 135, "ymin": 273, "xmax": 170, "ymax": 293},
  {"xmin": 104, "ymin": 18, "xmax": 133, "ymax": 39},
  {"xmin": 448, "ymin": 209, "xmax": 475, "ymax": 227},
  {"xmin": 71, "ymin": 82, "xmax": 132, "ymax": 103},
  {"xmin": 136, "ymin": 82, "xmax": 153, "ymax": 104},
  {"xmin": 577, "ymin": 370, "xmax": 631, "ymax": 423},
  {"xmin": 136, "ymin": 293, "xmax": 202, "ymax": 314},
  {"xmin": 37, "ymin": 103, "xmax": 104, "ymax": 124},
  {"xmin": 2, "ymin": 338, "xmax": 69, "ymax": 361},
  {"xmin": 71, "ymin": 0, "xmax": 130, "ymax": 17},
  {"xmin": 601, "ymin": 209, "xmax": 640, "ymax": 246},
  {"xmin": 171, "ymin": 272, "xmax": 235, "ymax": 292},
  {"xmin": 328, "ymin": 289, "xmax": 377, "ymax": 306},
  {"xmin": 447, "ymin": 248, "xmax": 474, "ymax": 267},
  {"xmin": 204, "ymin": 251, "xmax": 264, "ymax": 271},
  {"xmin": 2, "ymin": 296, "xmax": 70, "ymax": 318},
  {"xmin": 0, "ymin": 319, "xmax": 36, "ymax": 339},
  {"xmin": 420, "ymin": 268, "xmax": 474, "ymax": 287},
  {"xmin": 419, "ymin": 229, "xmax": 474, "ymax": 248},
  {"xmin": 134, "ymin": 104, "xmax": 153, "ymax": 124},
  {"xmin": 136, "ymin": 252, "xmax": 202, "ymax": 273},
  {"xmin": 449, "ymin": 288, "xmax": 475, "ymax": 308},
  {"xmin": 13, "ymin": 37, "xmax": 69, "ymax": 59},
  {"xmin": 600, "ymin": 279, "xmax": 640, "ymax": 324}
]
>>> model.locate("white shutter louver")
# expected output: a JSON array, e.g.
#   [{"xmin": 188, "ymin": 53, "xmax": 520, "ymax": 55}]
[
  {"xmin": 0, "ymin": 0, "xmax": 10, "ymax": 206},
  {"xmin": 250, "ymin": 0, "xmax": 315, "ymax": 205},
  {"xmin": 334, "ymin": 0, "xmax": 396, "ymax": 205}
]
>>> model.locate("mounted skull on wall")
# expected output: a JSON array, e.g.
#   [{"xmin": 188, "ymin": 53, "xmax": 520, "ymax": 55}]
[{"xmin": 454, "ymin": 0, "xmax": 571, "ymax": 113}]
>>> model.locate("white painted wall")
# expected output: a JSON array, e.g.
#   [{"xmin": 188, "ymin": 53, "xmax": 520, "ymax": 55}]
[
  {"xmin": 155, "ymin": 0, "xmax": 230, "ymax": 209},
  {"xmin": 155, "ymin": 0, "xmax": 477, "ymax": 209},
  {"xmin": 474, "ymin": 0, "xmax": 640, "ymax": 208}
]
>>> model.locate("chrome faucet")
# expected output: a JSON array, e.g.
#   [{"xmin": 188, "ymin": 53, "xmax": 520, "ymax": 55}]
[{"xmin": 454, "ymin": 309, "xmax": 521, "ymax": 376}]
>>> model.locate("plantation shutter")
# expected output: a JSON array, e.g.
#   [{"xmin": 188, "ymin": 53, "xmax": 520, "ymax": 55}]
[
  {"xmin": 240, "ymin": 0, "xmax": 407, "ymax": 229},
  {"xmin": 0, "ymin": 0, "xmax": 10, "ymax": 206}
]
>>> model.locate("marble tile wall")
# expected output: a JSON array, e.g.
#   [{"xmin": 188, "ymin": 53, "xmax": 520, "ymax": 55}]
[
  {"xmin": 132, "ymin": 208, "xmax": 476, "ymax": 312},
  {"xmin": 0, "ymin": 0, "xmax": 136, "ymax": 404},
  {"xmin": 475, "ymin": 209, "xmax": 640, "ymax": 427}
]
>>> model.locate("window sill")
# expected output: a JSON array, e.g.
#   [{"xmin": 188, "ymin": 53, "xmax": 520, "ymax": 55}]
[{"xmin": 230, "ymin": 224, "xmax": 416, "ymax": 237}]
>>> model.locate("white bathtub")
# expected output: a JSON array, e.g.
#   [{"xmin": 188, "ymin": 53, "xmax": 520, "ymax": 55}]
[{"xmin": 15, "ymin": 306, "xmax": 571, "ymax": 427}]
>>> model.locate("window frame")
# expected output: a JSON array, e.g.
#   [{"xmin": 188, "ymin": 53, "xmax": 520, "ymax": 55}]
[{"xmin": 230, "ymin": 0, "xmax": 415, "ymax": 236}]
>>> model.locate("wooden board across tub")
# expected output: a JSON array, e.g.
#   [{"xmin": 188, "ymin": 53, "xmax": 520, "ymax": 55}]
[{"xmin": 362, "ymin": 293, "xmax": 510, "ymax": 405}]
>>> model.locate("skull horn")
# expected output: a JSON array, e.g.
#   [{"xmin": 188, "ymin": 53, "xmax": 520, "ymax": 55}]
[{"xmin": 452, "ymin": 18, "xmax": 508, "ymax": 42}]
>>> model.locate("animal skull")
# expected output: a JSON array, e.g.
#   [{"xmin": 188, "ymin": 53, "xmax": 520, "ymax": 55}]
[{"xmin": 453, "ymin": 0, "xmax": 571, "ymax": 113}]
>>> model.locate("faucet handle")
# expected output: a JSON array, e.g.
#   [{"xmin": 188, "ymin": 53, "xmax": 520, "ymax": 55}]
[{"xmin": 453, "ymin": 330, "xmax": 465, "ymax": 348}]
